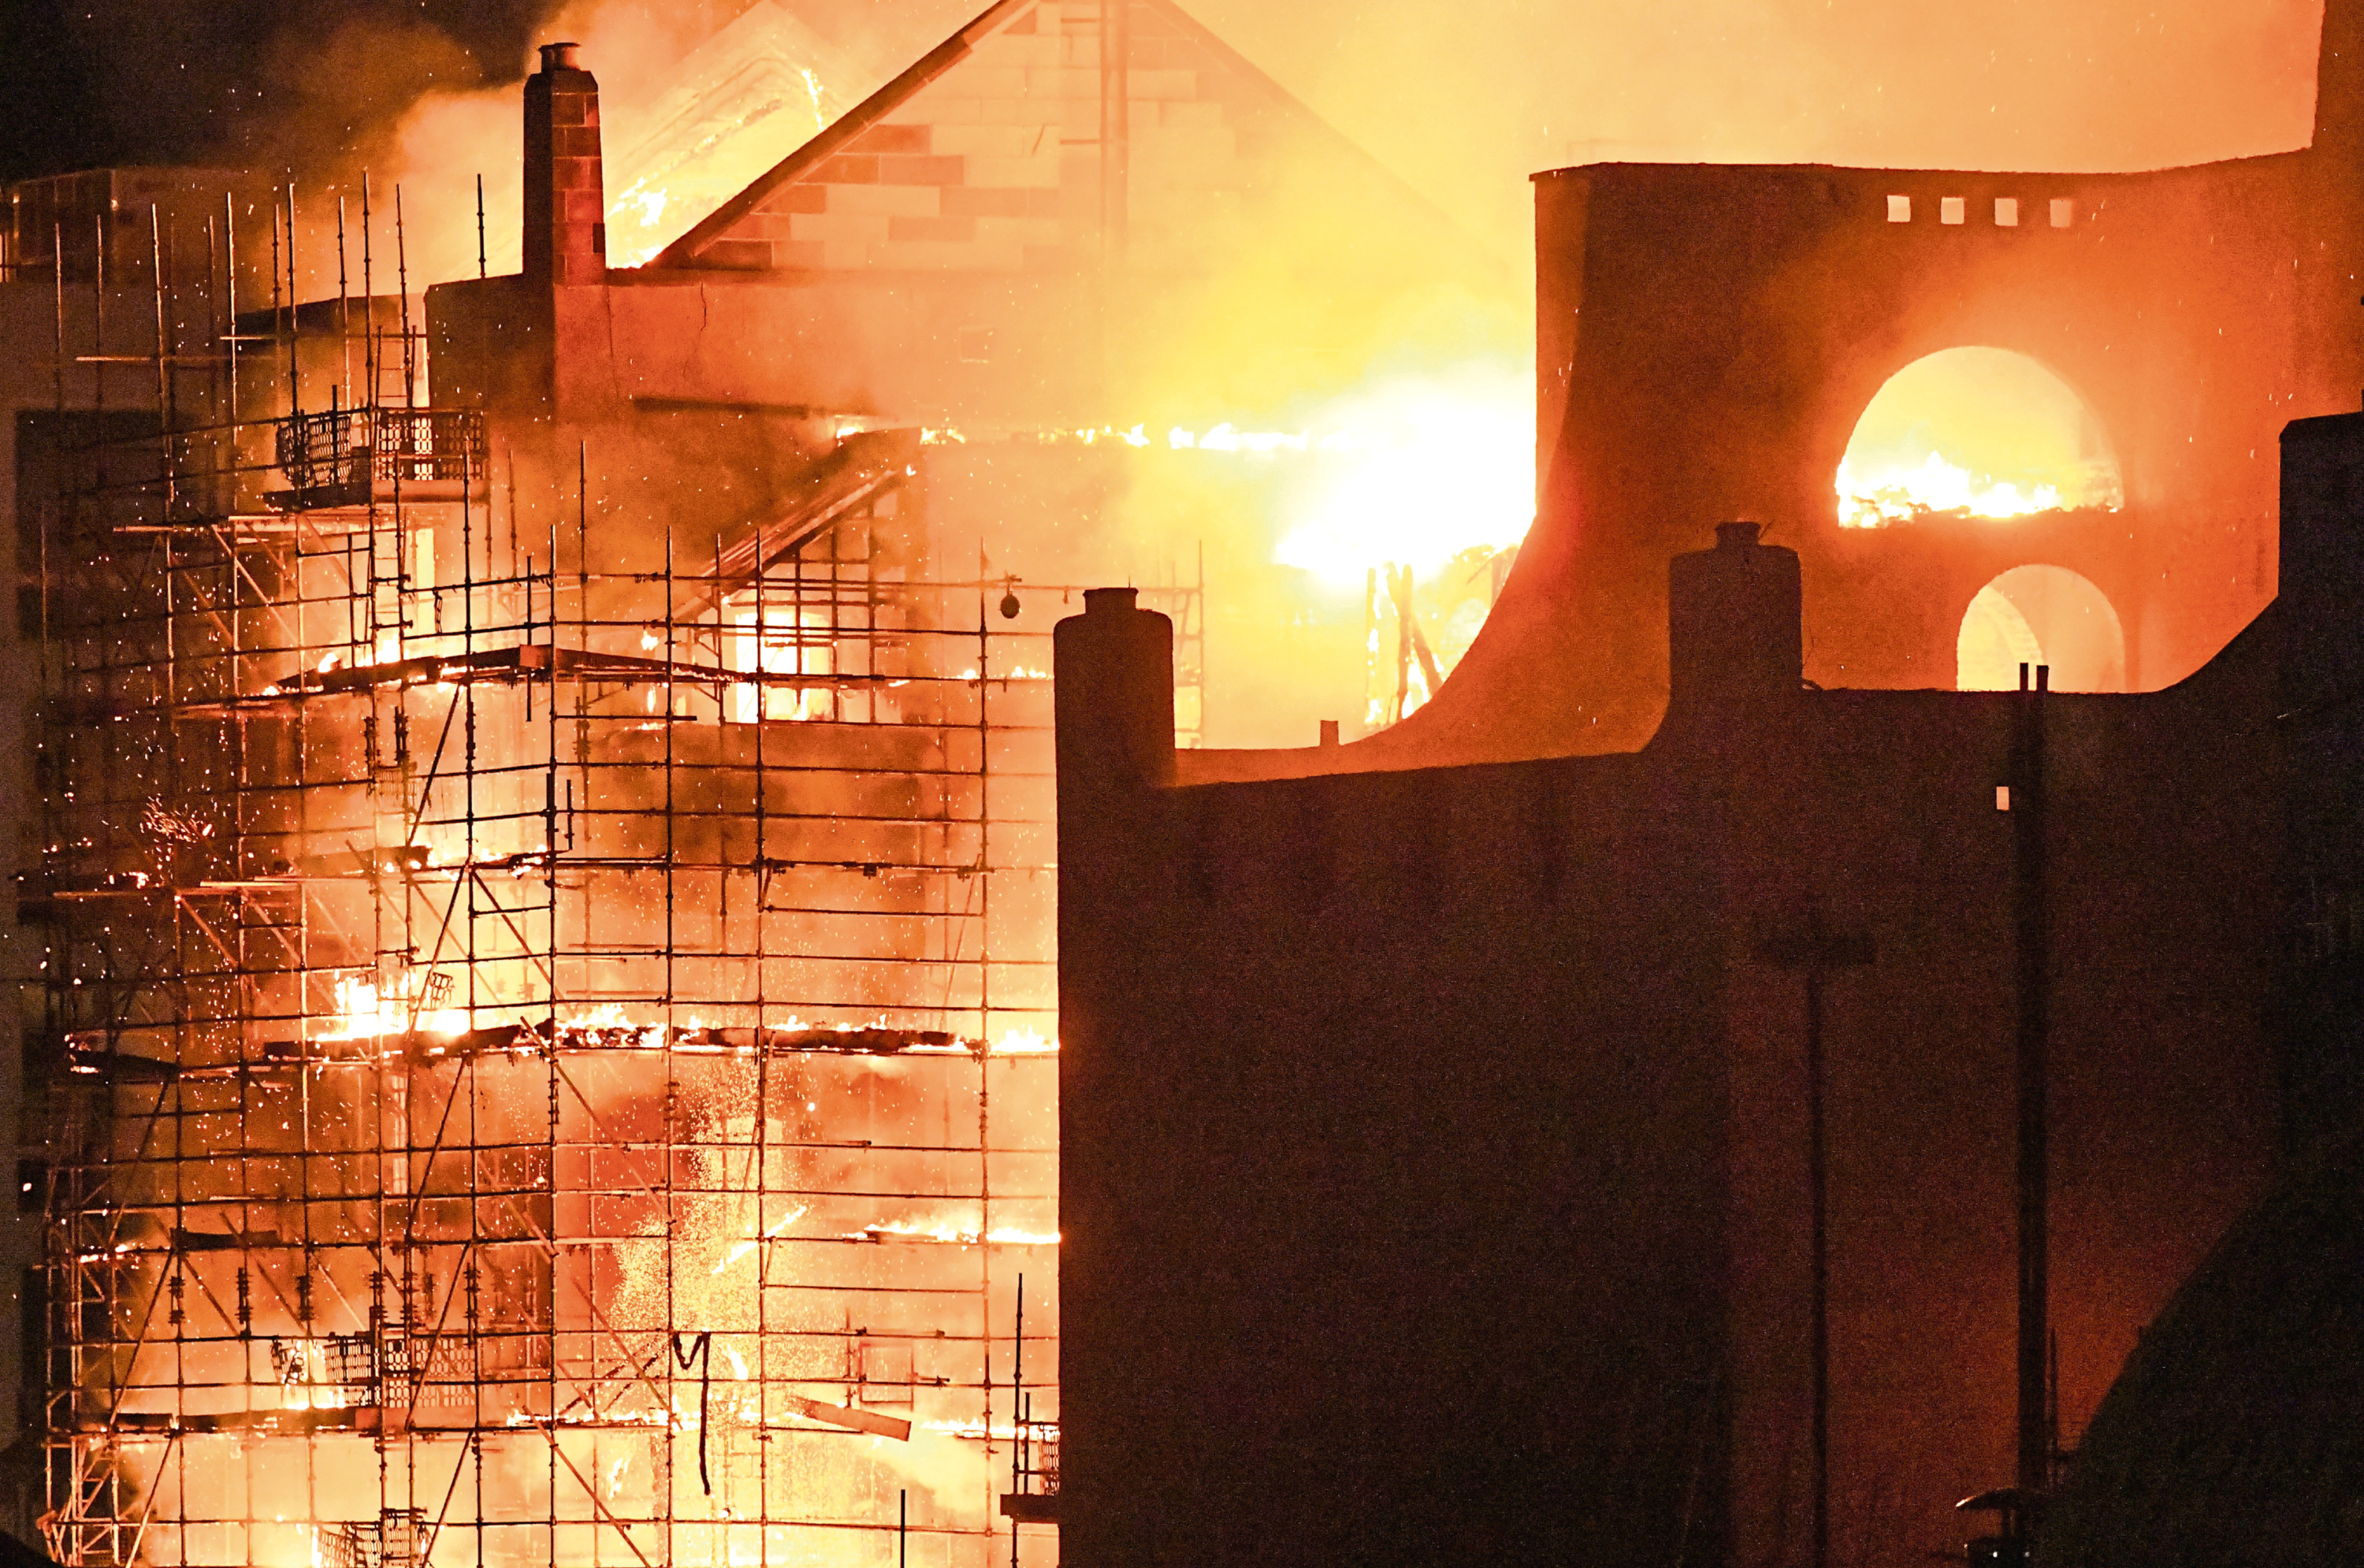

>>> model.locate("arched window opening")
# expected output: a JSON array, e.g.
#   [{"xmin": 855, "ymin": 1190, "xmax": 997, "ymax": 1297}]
[
  {"xmin": 1957, "ymin": 565, "xmax": 2126, "ymax": 692},
  {"xmin": 1839, "ymin": 347, "xmax": 2123, "ymax": 529}
]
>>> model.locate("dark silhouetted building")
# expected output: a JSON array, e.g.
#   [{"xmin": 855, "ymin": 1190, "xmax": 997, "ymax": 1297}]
[{"xmin": 1050, "ymin": 9, "xmax": 2364, "ymax": 1567}]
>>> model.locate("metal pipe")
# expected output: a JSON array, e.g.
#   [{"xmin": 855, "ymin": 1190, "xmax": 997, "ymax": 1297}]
[
  {"xmin": 395, "ymin": 184, "xmax": 414, "ymax": 408},
  {"xmin": 337, "ymin": 197, "xmax": 351, "ymax": 410},
  {"xmin": 222, "ymin": 195, "xmax": 238, "ymax": 442},
  {"xmin": 2013, "ymin": 662, "xmax": 2051, "ymax": 1496},
  {"xmin": 285, "ymin": 183, "xmax": 299, "ymax": 415},
  {"xmin": 1807, "ymin": 961, "xmax": 1829, "ymax": 1568},
  {"xmin": 1756, "ymin": 905, "xmax": 1873, "ymax": 1568},
  {"xmin": 361, "ymin": 173, "xmax": 374, "ymax": 408},
  {"xmin": 1011, "ymin": 1272, "xmax": 1024, "ymax": 1568}
]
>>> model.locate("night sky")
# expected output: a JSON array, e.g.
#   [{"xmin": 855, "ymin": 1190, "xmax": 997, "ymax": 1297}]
[{"xmin": 0, "ymin": 0, "xmax": 557, "ymax": 181}]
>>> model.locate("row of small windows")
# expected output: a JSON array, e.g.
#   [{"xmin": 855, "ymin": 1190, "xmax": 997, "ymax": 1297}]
[{"xmin": 1887, "ymin": 195, "xmax": 2074, "ymax": 229}]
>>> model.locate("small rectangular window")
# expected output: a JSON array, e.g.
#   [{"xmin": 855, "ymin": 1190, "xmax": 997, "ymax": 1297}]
[
  {"xmin": 1995, "ymin": 786, "xmax": 2011, "ymax": 812},
  {"xmin": 1886, "ymin": 194, "xmax": 1911, "ymax": 223},
  {"xmin": 2050, "ymin": 198, "xmax": 2073, "ymax": 228},
  {"xmin": 1940, "ymin": 197, "xmax": 1966, "ymax": 225},
  {"xmin": 1994, "ymin": 197, "xmax": 2019, "ymax": 227}
]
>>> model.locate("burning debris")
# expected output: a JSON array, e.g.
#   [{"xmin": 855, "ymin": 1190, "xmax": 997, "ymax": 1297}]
[{"xmin": 1834, "ymin": 346, "xmax": 2126, "ymax": 529}]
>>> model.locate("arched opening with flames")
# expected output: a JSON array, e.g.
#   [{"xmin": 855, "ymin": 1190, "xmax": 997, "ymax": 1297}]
[
  {"xmin": 1957, "ymin": 564, "xmax": 2128, "ymax": 692},
  {"xmin": 1838, "ymin": 347, "xmax": 2124, "ymax": 529}
]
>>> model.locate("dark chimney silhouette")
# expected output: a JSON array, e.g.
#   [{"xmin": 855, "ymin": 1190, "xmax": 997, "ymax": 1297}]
[
  {"xmin": 523, "ymin": 42, "xmax": 606, "ymax": 288},
  {"xmin": 1663, "ymin": 520, "xmax": 1803, "ymax": 740}
]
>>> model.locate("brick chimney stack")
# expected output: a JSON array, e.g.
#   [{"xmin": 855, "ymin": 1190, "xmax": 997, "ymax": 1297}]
[{"xmin": 522, "ymin": 42, "xmax": 606, "ymax": 287}]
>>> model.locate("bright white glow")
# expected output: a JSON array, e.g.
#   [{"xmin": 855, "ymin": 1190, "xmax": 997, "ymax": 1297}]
[
  {"xmin": 1271, "ymin": 365, "xmax": 1534, "ymax": 587},
  {"xmin": 1837, "ymin": 452, "xmax": 2065, "ymax": 527}
]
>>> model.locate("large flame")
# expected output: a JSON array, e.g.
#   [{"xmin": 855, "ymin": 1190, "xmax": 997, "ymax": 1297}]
[
  {"xmin": 597, "ymin": 2, "xmax": 913, "ymax": 267},
  {"xmin": 1836, "ymin": 347, "xmax": 2124, "ymax": 529},
  {"xmin": 316, "ymin": 975, "xmax": 468, "ymax": 1041},
  {"xmin": 1250, "ymin": 366, "xmax": 1532, "ymax": 730},
  {"xmin": 1269, "ymin": 366, "xmax": 1533, "ymax": 587},
  {"xmin": 1836, "ymin": 452, "xmax": 2067, "ymax": 528}
]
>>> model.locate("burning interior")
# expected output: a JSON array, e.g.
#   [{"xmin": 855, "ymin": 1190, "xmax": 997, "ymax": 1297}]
[
  {"xmin": 30, "ymin": 392, "xmax": 1093, "ymax": 1566},
  {"xmin": 7, "ymin": 2, "xmax": 1497, "ymax": 1561},
  {"xmin": 1832, "ymin": 347, "xmax": 2130, "ymax": 689},
  {"xmin": 1834, "ymin": 347, "xmax": 2123, "ymax": 531},
  {"xmin": 14, "ymin": 3, "xmax": 2352, "ymax": 1568},
  {"xmin": 13, "ymin": 180, "xmax": 1158, "ymax": 1568}
]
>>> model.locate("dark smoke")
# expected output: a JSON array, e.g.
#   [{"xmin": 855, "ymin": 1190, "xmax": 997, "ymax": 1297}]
[{"xmin": 0, "ymin": 0, "xmax": 561, "ymax": 180}]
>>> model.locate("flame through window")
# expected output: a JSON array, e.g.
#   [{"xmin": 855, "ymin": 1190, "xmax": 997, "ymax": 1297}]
[{"xmin": 1837, "ymin": 347, "xmax": 2124, "ymax": 528}]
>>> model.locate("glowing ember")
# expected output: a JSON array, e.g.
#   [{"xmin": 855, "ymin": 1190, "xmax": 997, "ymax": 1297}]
[
  {"xmin": 1836, "ymin": 453, "xmax": 2067, "ymax": 527},
  {"xmin": 851, "ymin": 1218, "xmax": 1062, "ymax": 1246},
  {"xmin": 596, "ymin": 5, "xmax": 871, "ymax": 268},
  {"xmin": 915, "ymin": 421, "xmax": 1373, "ymax": 453},
  {"xmin": 711, "ymin": 1206, "xmax": 808, "ymax": 1273},
  {"xmin": 1180, "ymin": 424, "xmax": 1306, "ymax": 453}
]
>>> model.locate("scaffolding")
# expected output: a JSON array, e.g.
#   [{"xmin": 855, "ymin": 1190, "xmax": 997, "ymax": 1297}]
[{"xmin": 20, "ymin": 186, "xmax": 1199, "ymax": 1568}]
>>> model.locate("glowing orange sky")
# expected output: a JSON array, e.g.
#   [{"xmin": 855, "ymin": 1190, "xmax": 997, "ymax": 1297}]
[
  {"xmin": 1183, "ymin": 0, "xmax": 2322, "ymax": 260},
  {"xmin": 358, "ymin": 0, "xmax": 2323, "ymax": 287}
]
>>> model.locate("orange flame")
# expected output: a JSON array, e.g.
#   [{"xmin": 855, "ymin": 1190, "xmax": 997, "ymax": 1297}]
[
  {"xmin": 317, "ymin": 976, "xmax": 467, "ymax": 1041},
  {"xmin": 1836, "ymin": 453, "xmax": 2069, "ymax": 528}
]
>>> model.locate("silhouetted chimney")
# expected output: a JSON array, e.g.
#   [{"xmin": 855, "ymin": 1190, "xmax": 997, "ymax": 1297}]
[
  {"xmin": 522, "ymin": 42, "xmax": 606, "ymax": 288},
  {"xmin": 1666, "ymin": 521, "xmax": 1803, "ymax": 727},
  {"xmin": 1056, "ymin": 589, "xmax": 1176, "ymax": 801}
]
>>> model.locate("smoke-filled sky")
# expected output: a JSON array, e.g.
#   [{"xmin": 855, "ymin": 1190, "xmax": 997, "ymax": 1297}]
[
  {"xmin": 0, "ymin": 0, "xmax": 2326, "ymax": 263},
  {"xmin": 1197, "ymin": 0, "xmax": 2321, "ymax": 258}
]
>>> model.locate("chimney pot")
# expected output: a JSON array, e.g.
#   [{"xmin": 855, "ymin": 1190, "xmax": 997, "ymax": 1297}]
[
  {"xmin": 1084, "ymin": 587, "xmax": 1139, "ymax": 617},
  {"xmin": 540, "ymin": 42, "xmax": 582, "ymax": 71},
  {"xmin": 1716, "ymin": 521, "xmax": 1763, "ymax": 550}
]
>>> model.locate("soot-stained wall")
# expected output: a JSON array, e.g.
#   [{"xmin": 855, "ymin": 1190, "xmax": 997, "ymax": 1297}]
[{"xmin": 1056, "ymin": 521, "xmax": 2283, "ymax": 1568}]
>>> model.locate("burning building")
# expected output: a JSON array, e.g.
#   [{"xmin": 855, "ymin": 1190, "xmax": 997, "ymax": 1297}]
[
  {"xmin": 1052, "ymin": 6, "xmax": 2364, "ymax": 1568},
  {"xmin": 11, "ymin": 198, "xmax": 1079, "ymax": 1568},
  {"xmin": 421, "ymin": 0, "xmax": 1519, "ymax": 752},
  {"xmin": 0, "ymin": 3, "xmax": 1508, "ymax": 1566},
  {"xmin": 13, "ymin": 2, "xmax": 2341, "ymax": 1566},
  {"xmin": 1333, "ymin": 0, "xmax": 2364, "ymax": 769}
]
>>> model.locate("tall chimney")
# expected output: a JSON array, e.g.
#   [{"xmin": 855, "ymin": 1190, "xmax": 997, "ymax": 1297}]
[
  {"xmin": 1663, "ymin": 520, "xmax": 1803, "ymax": 739},
  {"xmin": 523, "ymin": 42, "xmax": 606, "ymax": 288},
  {"xmin": 1055, "ymin": 589, "xmax": 1176, "ymax": 801}
]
